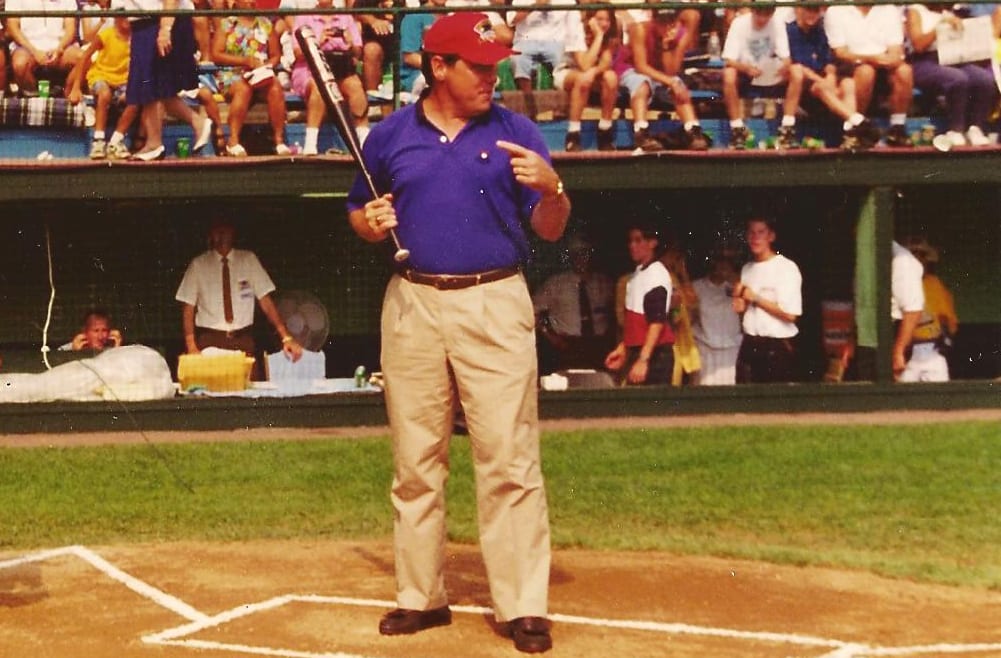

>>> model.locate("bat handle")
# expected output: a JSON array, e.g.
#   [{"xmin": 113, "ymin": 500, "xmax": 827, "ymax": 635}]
[
  {"xmin": 390, "ymin": 229, "xmax": 410, "ymax": 263},
  {"xmin": 367, "ymin": 180, "xmax": 410, "ymax": 263}
]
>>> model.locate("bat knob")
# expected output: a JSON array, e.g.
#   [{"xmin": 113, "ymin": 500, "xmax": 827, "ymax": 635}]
[{"xmin": 393, "ymin": 248, "xmax": 411, "ymax": 263}]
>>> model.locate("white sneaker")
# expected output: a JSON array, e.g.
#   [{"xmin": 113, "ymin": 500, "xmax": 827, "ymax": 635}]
[
  {"xmin": 945, "ymin": 130, "xmax": 967, "ymax": 147},
  {"xmin": 966, "ymin": 125, "xmax": 990, "ymax": 147}
]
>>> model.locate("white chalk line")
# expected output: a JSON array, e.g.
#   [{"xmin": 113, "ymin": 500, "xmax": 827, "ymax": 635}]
[{"xmin": 3, "ymin": 545, "xmax": 1001, "ymax": 658}]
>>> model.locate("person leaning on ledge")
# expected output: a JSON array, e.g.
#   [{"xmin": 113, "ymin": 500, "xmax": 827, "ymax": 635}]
[{"xmin": 175, "ymin": 216, "xmax": 302, "ymax": 377}]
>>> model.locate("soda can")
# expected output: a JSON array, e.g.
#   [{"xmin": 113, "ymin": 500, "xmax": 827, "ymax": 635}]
[
  {"xmin": 175, "ymin": 137, "xmax": 191, "ymax": 158},
  {"xmin": 37, "ymin": 80, "xmax": 50, "ymax": 98}
]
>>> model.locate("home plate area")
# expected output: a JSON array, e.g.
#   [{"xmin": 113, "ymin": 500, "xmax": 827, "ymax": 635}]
[{"xmin": 2, "ymin": 541, "xmax": 1000, "ymax": 658}]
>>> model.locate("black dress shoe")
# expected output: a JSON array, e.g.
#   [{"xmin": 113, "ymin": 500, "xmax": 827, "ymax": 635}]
[
  {"xmin": 507, "ymin": 616, "xmax": 552, "ymax": 653},
  {"xmin": 378, "ymin": 606, "xmax": 451, "ymax": 636}
]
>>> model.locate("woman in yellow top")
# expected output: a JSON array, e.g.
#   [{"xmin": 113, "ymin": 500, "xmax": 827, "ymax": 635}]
[{"xmin": 67, "ymin": 15, "xmax": 139, "ymax": 160}]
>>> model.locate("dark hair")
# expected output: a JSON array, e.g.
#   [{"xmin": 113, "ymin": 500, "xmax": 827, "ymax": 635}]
[
  {"xmin": 82, "ymin": 307, "xmax": 111, "ymax": 328},
  {"xmin": 746, "ymin": 216, "xmax": 777, "ymax": 233},
  {"xmin": 420, "ymin": 52, "xmax": 459, "ymax": 91},
  {"xmin": 627, "ymin": 220, "xmax": 660, "ymax": 242},
  {"xmin": 585, "ymin": 8, "xmax": 620, "ymax": 50}
]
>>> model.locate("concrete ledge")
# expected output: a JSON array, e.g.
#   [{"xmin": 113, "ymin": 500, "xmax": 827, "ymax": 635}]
[{"xmin": 0, "ymin": 380, "xmax": 995, "ymax": 434}]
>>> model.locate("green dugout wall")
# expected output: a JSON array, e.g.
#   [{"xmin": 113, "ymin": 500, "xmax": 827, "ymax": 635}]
[{"xmin": 0, "ymin": 152, "xmax": 998, "ymax": 430}]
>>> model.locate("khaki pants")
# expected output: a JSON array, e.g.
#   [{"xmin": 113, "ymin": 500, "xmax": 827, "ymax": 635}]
[{"xmin": 380, "ymin": 273, "xmax": 551, "ymax": 622}]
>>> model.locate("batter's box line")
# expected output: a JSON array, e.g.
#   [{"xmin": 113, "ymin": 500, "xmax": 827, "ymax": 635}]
[{"xmin": 4, "ymin": 545, "xmax": 1001, "ymax": 658}]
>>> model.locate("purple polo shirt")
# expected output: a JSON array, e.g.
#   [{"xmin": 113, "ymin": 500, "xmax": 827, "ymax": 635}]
[{"xmin": 346, "ymin": 101, "xmax": 548, "ymax": 274}]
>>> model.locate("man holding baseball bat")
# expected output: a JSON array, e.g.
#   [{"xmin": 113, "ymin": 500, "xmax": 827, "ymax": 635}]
[{"xmin": 346, "ymin": 12, "xmax": 570, "ymax": 653}]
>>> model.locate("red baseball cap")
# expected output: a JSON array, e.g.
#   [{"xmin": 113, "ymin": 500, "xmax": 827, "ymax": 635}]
[{"xmin": 422, "ymin": 12, "xmax": 516, "ymax": 65}]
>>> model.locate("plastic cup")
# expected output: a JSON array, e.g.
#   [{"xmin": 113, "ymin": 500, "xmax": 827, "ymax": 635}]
[
  {"xmin": 175, "ymin": 137, "xmax": 191, "ymax": 158},
  {"xmin": 37, "ymin": 80, "xmax": 50, "ymax": 98}
]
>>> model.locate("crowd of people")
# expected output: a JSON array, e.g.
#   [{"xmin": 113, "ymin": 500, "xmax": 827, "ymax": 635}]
[
  {"xmin": 533, "ymin": 224, "xmax": 958, "ymax": 387},
  {"xmin": 1, "ymin": 0, "xmax": 999, "ymax": 156}
]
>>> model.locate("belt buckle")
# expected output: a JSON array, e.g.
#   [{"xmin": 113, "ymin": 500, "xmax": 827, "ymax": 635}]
[{"xmin": 436, "ymin": 276, "xmax": 454, "ymax": 290}]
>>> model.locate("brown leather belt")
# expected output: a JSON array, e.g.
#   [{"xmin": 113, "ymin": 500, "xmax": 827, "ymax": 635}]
[
  {"xmin": 198, "ymin": 326, "xmax": 253, "ymax": 339},
  {"xmin": 400, "ymin": 266, "xmax": 520, "ymax": 291}
]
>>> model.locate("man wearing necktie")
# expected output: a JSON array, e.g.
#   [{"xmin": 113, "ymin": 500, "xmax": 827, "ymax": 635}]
[
  {"xmin": 176, "ymin": 217, "xmax": 303, "ymax": 377},
  {"xmin": 533, "ymin": 235, "xmax": 615, "ymax": 371}
]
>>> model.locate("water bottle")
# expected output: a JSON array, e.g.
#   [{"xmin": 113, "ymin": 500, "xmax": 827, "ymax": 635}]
[
  {"xmin": 354, "ymin": 365, "xmax": 367, "ymax": 388},
  {"xmin": 707, "ymin": 32, "xmax": 722, "ymax": 64}
]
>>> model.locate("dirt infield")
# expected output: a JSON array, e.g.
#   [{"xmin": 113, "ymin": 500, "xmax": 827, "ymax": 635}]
[
  {"xmin": 3, "ymin": 410, "xmax": 1001, "ymax": 657},
  {"xmin": 2, "ymin": 539, "xmax": 1001, "ymax": 658}
]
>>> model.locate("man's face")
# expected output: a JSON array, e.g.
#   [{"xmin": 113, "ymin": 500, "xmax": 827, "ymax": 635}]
[
  {"xmin": 84, "ymin": 318, "xmax": 111, "ymax": 350},
  {"xmin": 627, "ymin": 229, "xmax": 657, "ymax": 265},
  {"xmin": 434, "ymin": 56, "xmax": 498, "ymax": 115},
  {"xmin": 751, "ymin": 7, "xmax": 775, "ymax": 30},
  {"xmin": 746, "ymin": 220, "xmax": 776, "ymax": 259},
  {"xmin": 795, "ymin": 6, "xmax": 823, "ymax": 30},
  {"xmin": 209, "ymin": 224, "xmax": 236, "ymax": 255}
]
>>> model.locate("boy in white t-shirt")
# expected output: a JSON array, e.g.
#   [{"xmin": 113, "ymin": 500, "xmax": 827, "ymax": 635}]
[
  {"xmin": 824, "ymin": 2, "xmax": 913, "ymax": 147},
  {"xmin": 721, "ymin": 0, "xmax": 803, "ymax": 149},
  {"xmin": 732, "ymin": 217, "xmax": 802, "ymax": 383},
  {"xmin": 508, "ymin": 0, "xmax": 581, "ymax": 92}
]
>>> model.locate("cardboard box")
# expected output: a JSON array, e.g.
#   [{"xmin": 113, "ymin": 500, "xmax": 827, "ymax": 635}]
[{"xmin": 178, "ymin": 353, "xmax": 254, "ymax": 392}]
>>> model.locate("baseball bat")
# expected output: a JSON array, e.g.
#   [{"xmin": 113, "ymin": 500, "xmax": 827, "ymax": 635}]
[{"xmin": 294, "ymin": 25, "xmax": 410, "ymax": 263}]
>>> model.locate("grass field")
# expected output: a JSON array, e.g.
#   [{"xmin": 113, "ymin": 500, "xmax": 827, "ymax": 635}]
[{"xmin": 1, "ymin": 421, "xmax": 998, "ymax": 590}]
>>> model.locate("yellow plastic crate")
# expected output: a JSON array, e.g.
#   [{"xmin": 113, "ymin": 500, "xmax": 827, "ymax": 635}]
[{"xmin": 177, "ymin": 353, "xmax": 255, "ymax": 392}]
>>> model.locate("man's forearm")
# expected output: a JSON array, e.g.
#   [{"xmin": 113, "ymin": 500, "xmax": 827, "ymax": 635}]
[{"xmin": 530, "ymin": 189, "xmax": 570, "ymax": 242}]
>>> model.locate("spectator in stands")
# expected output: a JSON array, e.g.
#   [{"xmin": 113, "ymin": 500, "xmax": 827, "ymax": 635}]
[
  {"xmin": 533, "ymin": 235, "xmax": 616, "ymax": 371},
  {"xmin": 67, "ymin": 12, "xmax": 138, "ymax": 160},
  {"xmin": 176, "ymin": 216, "xmax": 303, "ymax": 379},
  {"xmin": 786, "ymin": 4, "xmax": 881, "ymax": 152},
  {"xmin": 722, "ymin": 1, "xmax": 803, "ymax": 150},
  {"xmin": 899, "ymin": 236, "xmax": 956, "ymax": 382},
  {"xmin": 605, "ymin": 222, "xmax": 675, "ymax": 386},
  {"xmin": 354, "ymin": 0, "xmax": 396, "ymax": 97},
  {"xmin": 124, "ymin": 0, "xmax": 213, "ymax": 161},
  {"xmin": 398, "ymin": 0, "xmax": 448, "ymax": 98},
  {"xmin": 732, "ymin": 216, "xmax": 802, "ymax": 383},
  {"xmin": 6, "ymin": 0, "xmax": 84, "ymax": 95},
  {"xmin": 210, "ymin": 0, "xmax": 290, "ymax": 156},
  {"xmin": 905, "ymin": 3, "xmax": 997, "ymax": 148},
  {"xmin": 60, "ymin": 308, "xmax": 123, "ymax": 351},
  {"xmin": 290, "ymin": 0, "xmax": 370, "ymax": 155},
  {"xmin": 562, "ymin": 8, "xmax": 620, "ymax": 152},
  {"xmin": 617, "ymin": 8, "xmax": 709, "ymax": 151},
  {"xmin": 824, "ymin": 0, "xmax": 914, "ymax": 147},
  {"xmin": 449, "ymin": 0, "xmax": 513, "ymax": 46},
  {"xmin": 508, "ymin": 0, "xmax": 580, "ymax": 93},
  {"xmin": 691, "ymin": 246, "xmax": 742, "ymax": 386}
]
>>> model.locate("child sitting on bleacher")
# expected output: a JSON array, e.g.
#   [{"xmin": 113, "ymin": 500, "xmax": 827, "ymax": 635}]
[
  {"xmin": 786, "ymin": 5, "xmax": 881, "ymax": 152},
  {"xmin": 66, "ymin": 11, "xmax": 137, "ymax": 159},
  {"xmin": 508, "ymin": 0, "xmax": 580, "ymax": 92},
  {"xmin": 562, "ymin": 8, "xmax": 620, "ymax": 152},
  {"xmin": 721, "ymin": 0, "xmax": 801, "ymax": 149},
  {"xmin": 618, "ymin": 8, "xmax": 709, "ymax": 151}
]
